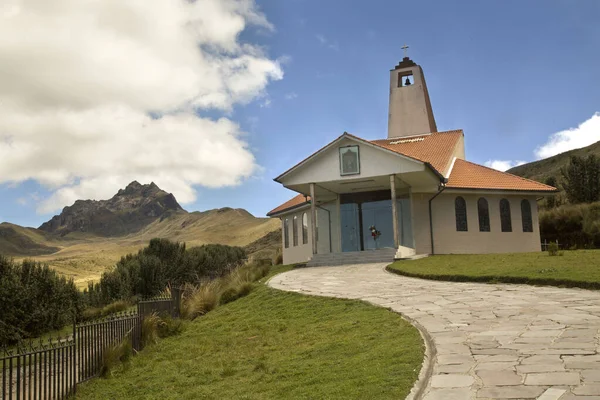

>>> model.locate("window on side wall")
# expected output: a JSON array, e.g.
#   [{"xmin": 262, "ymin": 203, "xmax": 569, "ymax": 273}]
[
  {"xmin": 500, "ymin": 199, "xmax": 512, "ymax": 232},
  {"xmin": 455, "ymin": 196, "xmax": 468, "ymax": 231},
  {"xmin": 284, "ymin": 218, "xmax": 289, "ymax": 248},
  {"xmin": 302, "ymin": 213, "xmax": 308, "ymax": 244},
  {"xmin": 293, "ymin": 216, "xmax": 298, "ymax": 246},
  {"xmin": 478, "ymin": 198, "xmax": 491, "ymax": 232},
  {"xmin": 521, "ymin": 199, "xmax": 533, "ymax": 232}
]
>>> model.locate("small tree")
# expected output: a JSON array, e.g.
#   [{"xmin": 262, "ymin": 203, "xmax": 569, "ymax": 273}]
[
  {"xmin": 544, "ymin": 176, "xmax": 557, "ymax": 209},
  {"xmin": 561, "ymin": 155, "xmax": 600, "ymax": 204}
]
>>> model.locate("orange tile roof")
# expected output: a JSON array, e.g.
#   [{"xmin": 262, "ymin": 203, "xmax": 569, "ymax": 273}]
[
  {"xmin": 267, "ymin": 194, "xmax": 310, "ymax": 216},
  {"xmin": 447, "ymin": 159, "xmax": 558, "ymax": 192},
  {"xmin": 371, "ymin": 130, "xmax": 463, "ymax": 174}
]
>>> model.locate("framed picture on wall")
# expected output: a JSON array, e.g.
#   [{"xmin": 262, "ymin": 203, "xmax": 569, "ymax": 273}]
[{"xmin": 339, "ymin": 145, "xmax": 360, "ymax": 176}]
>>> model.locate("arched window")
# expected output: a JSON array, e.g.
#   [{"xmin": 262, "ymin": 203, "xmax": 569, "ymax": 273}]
[
  {"xmin": 500, "ymin": 199, "xmax": 512, "ymax": 232},
  {"xmin": 302, "ymin": 213, "xmax": 308, "ymax": 244},
  {"xmin": 292, "ymin": 216, "xmax": 298, "ymax": 246},
  {"xmin": 455, "ymin": 196, "xmax": 468, "ymax": 231},
  {"xmin": 478, "ymin": 198, "xmax": 490, "ymax": 232},
  {"xmin": 521, "ymin": 200, "xmax": 533, "ymax": 232},
  {"xmin": 284, "ymin": 219, "xmax": 289, "ymax": 248}
]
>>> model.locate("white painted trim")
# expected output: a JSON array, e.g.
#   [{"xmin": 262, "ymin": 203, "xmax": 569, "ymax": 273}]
[{"xmin": 446, "ymin": 157, "xmax": 457, "ymax": 178}]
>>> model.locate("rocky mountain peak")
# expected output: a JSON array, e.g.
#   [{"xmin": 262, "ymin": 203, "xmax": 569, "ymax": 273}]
[{"xmin": 39, "ymin": 181, "xmax": 186, "ymax": 237}]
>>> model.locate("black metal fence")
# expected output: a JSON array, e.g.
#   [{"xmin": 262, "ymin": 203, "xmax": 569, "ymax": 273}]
[
  {"xmin": 138, "ymin": 287, "xmax": 181, "ymax": 320},
  {"xmin": 1, "ymin": 291, "xmax": 180, "ymax": 399}
]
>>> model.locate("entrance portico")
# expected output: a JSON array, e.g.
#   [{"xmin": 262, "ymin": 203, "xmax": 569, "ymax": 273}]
[{"xmin": 271, "ymin": 132, "xmax": 445, "ymax": 263}]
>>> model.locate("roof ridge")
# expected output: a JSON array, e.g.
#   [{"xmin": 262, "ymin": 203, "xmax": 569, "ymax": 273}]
[
  {"xmin": 371, "ymin": 129, "xmax": 463, "ymax": 143},
  {"xmin": 454, "ymin": 159, "xmax": 557, "ymax": 190}
]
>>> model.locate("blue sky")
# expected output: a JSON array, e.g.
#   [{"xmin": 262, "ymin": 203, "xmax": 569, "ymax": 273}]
[{"xmin": 2, "ymin": 0, "xmax": 600, "ymax": 228}]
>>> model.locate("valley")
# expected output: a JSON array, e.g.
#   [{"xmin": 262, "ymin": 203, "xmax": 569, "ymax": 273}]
[{"xmin": 1, "ymin": 182, "xmax": 279, "ymax": 288}]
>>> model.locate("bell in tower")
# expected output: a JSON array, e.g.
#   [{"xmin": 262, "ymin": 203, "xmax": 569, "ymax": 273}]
[{"xmin": 404, "ymin": 76, "xmax": 411, "ymax": 86}]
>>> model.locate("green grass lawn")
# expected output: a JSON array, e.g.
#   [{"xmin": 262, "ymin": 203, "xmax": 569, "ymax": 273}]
[
  {"xmin": 388, "ymin": 250, "xmax": 600, "ymax": 289},
  {"xmin": 76, "ymin": 270, "xmax": 424, "ymax": 399}
]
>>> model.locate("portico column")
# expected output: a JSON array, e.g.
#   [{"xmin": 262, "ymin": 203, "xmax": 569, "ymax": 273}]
[
  {"xmin": 310, "ymin": 183, "xmax": 318, "ymax": 255},
  {"xmin": 336, "ymin": 194, "xmax": 342, "ymax": 253},
  {"xmin": 390, "ymin": 175, "xmax": 400, "ymax": 248}
]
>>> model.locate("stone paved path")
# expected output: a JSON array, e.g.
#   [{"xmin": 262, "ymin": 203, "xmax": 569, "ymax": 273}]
[{"xmin": 268, "ymin": 263, "xmax": 600, "ymax": 400}]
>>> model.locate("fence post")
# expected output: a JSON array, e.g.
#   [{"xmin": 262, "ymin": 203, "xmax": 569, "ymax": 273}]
[
  {"xmin": 72, "ymin": 317, "xmax": 77, "ymax": 394},
  {"xmin": 172, "ymin": 287, "xmax": 182, "ymax": 318}
]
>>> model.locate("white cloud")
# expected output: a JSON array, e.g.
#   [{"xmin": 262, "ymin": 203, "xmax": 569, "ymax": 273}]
[
  {"xmin": 0, "ymin": 0, "xmax": 283, "ymax": 214},
  {"xmin": 315, "ymin": 34, "xmax": 339, "ymax": 51},
  {"xmin": 259, "ymin": 97, "xmax": 272, "ymax": 108},
  {"xmin": 484, "ymin": 160, "xmax": 527, "ymax": 172},
  {"xmin": 535, "ymin": 112, "xmax": 600, "ymax": 159},
  {"xmin": 284, "ymin": 92, "xmax": 298, "ymax": 100}
]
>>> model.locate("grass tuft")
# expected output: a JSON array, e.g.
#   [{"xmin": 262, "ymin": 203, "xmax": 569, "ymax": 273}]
[{"xmin": 100, "ymin": 339, "xmax": 132, "ymax": 378}]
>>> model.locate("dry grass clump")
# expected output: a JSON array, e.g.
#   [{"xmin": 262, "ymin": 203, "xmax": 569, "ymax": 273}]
[
  {"xmin": 100, "ymin": 338, "xmax": 132, "ymax": 378},
  {"xmin": 141, "ymin": 313, "xmax": 161, "ymax": 348},
  {"xmin": 180, "ymin": 264, "xmax": 269, "ymax": 319},
  {"xmin": 180, "ymin": 280, "xmax": 221, "ymax": 320}
]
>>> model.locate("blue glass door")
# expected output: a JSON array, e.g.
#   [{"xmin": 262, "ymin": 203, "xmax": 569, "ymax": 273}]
[{"xmin": 340, "ymin": 203, "xmax": 360, "ymax": 252}]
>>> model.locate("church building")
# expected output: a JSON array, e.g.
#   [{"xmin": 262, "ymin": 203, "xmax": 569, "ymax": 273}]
[{"xmin": 267, "ymin": 55, "xmax": 557, "ymax": 266}]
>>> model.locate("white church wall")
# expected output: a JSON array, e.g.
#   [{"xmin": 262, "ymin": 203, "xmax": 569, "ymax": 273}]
[
  {"xmin": 279, "ymin": 205, "xmax": 338, "ymax": 265},
  {"xmin": 429, "ymin": 193, "xmax": 541, "ymax": 254},
  {"xmin": 280, "ymin": 209, "xmax": 312, "ymax": 265},
  {"xmin": 282, "ymin": 137, "xmax": 425, "ymax": 186}
]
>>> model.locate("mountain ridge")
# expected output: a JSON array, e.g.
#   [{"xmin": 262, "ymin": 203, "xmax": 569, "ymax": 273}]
[
  {"xmin": 507, "ymin": 140, "xmax": 600, "ymax": 184},
  {"xmin": 0, "ymin": 182, "xmax": 279, "ymax": 286}
]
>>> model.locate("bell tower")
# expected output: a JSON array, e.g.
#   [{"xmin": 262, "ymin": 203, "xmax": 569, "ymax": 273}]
[{"xmin": 387, "ymin": 51, "xmax": 437, "ymax": 139}]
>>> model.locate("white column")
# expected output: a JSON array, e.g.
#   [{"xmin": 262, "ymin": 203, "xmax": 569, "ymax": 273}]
[
  {"xmin": 310, "ymin": 183, "xmax": 318, "ymax": 255},
  {"xmin": 390, "ymin": 175, "xmax": 400, "ymax": 248},
  {"xmin": 409, "ymin": 188, "xmax": 416, "ymax": 249},
  {"xmin": 336, "ymin": 194, "xmax": 342, "ymax": 253}
]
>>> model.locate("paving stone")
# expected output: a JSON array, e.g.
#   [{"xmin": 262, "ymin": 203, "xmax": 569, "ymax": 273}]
[
  {"xmin": 537, "ymin": 387, "xmax": 567, "ymax": 400},
  {"xmin": 476, "ymin": 370, "xmax": 522, "ymax": 386},
  {"xmin": 474, "ymin": 361, "xmax": 516, "ymax": 371},
  {"xmin": 422, "ymin": 387, "xmax": 472, "ymax": 400},
  {"xmin": 477, "ymin": 385, "xmax": 546, "ymax": 398},
  {"xmin": 524, "ymin": 372, "xmax": 580, "ymax": 386},
  {"xmin": 437, "ymin": 354, "xmax": 474, "ymax": 365},
  {"xmin": 582, "ymin": 370, "xmax": 600, "ymax": 382},
  {"xmin": 516, "ymin": 364, "xmax": 565, "ymax": 373},
  {"xmin": 430, "ymin": 374, "xmax": 474, "ymax": 388},
  {"xmin": 573, "ymin": 385, "xmax": 600, "ymax": 396},
  {"xmin": 435, "ymin": 363, "xmax": 473, "ymax": 373}
]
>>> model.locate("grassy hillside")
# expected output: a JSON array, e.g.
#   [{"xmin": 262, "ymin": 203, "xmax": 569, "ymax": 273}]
[
  {"xmin": 0, "ymin": 222, "xmax": 62, "ymax": 255},
  {"xmin": 508, "ymin": 140, "xmax": 600, "ymax": 183},
  {"xmin": 5, "ymin": 208, "xmax": 279, "ymax": 288},
  {"xmin": 77, "ymin": 284, "xmax": 423, "ymax": 399}
]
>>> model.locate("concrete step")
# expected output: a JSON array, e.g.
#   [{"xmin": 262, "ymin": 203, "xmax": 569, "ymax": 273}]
[{"xmin": 307, "ymin": 249, "xmax": 396, "ymax": 267}]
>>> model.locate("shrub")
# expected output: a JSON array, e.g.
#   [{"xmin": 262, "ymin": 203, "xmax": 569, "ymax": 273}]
[
  {"xmin": 141, "ymin": 313, "xmax": 161, "ymax": 348},
  {"xmin": 83, "ymin": 239, "xmax": 246, "ymax": 307},
  {"xmin": 157, "ymin": 316, "xmax": 184, "ymax": 338},
  {"xmin": 274, "ymin": 253, "xmax": 283, "ymax": 265},
  {"xmin": 0, "ymin": 257, "xmax": 82, "ymax": 346},
  {"xmin": 100, "ymin": 339, "xmax": 132, "ymax": 378},
  {"xmin": 548, "ymin": 241, "xmax": 559, "ymax": 256},
  {"xmin": 220, "ymin": 282, "xmax": 254, "ymax": 305},
  {"xmin": 180, "ymin": 281, "xmax": 221, "ymax": 320}
]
